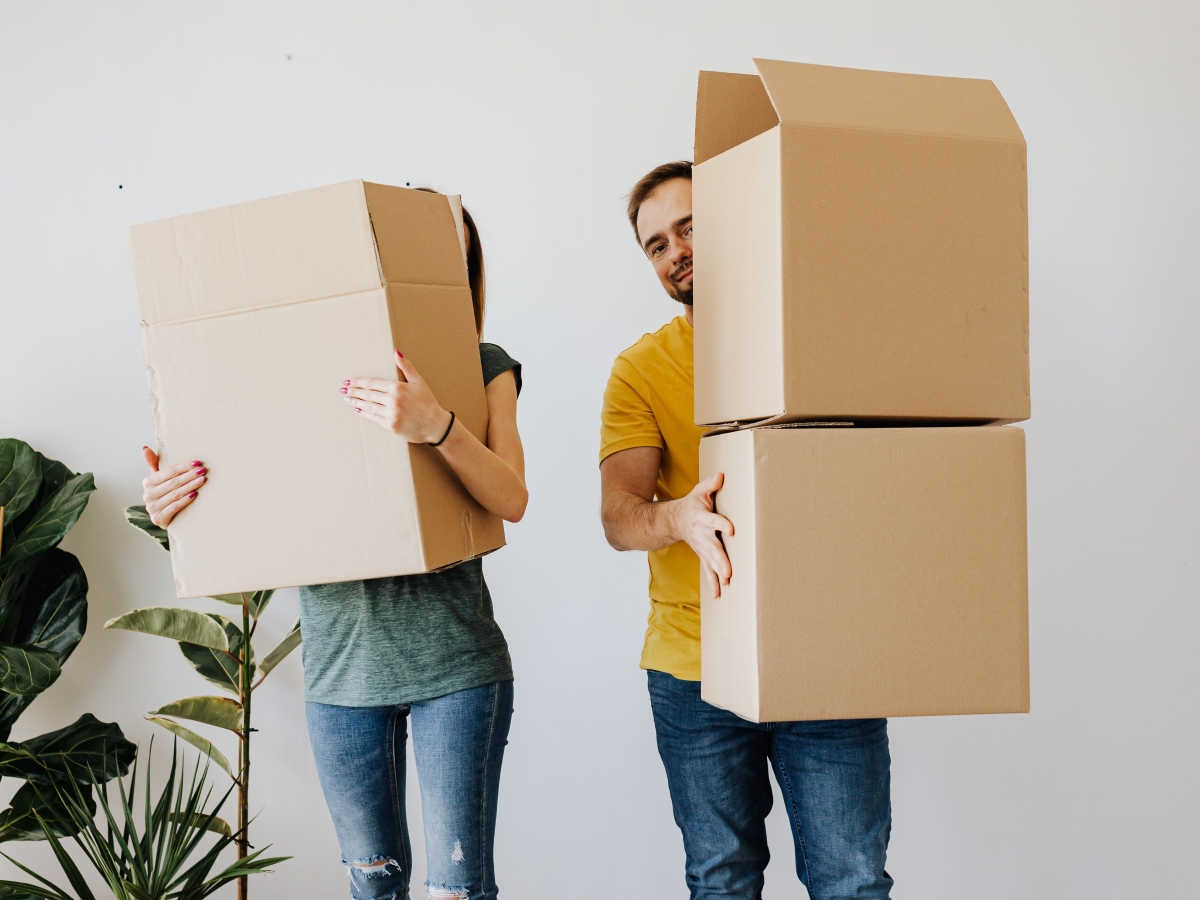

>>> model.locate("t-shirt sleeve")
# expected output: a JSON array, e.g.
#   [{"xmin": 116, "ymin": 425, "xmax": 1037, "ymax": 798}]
[
  {"xmin": 479, "ymin": 342, "xmax": 522, "ymax": 397},
  {"xmin": 600, "ymin": 355, "xmax": 664, "ymax": 464}
]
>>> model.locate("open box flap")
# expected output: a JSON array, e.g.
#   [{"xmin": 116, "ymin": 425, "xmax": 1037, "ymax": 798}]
[
  {"xmin": 753, "ymin": 58, "xmax": 1025, "ymax": 144},
  {"xmin": 694, "ymin": 70, "xmax": 780, "ymax": 164}
]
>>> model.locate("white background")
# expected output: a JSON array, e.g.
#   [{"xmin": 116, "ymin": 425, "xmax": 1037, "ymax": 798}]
[{"xmin": 2, "ymin": 2, "xmax": 1197, "ymax": 897}]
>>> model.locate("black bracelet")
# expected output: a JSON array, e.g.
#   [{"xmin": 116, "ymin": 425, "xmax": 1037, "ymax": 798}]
[{"xmin": 429, "ymin": 410, "xmax": 455, "ymax": 447}]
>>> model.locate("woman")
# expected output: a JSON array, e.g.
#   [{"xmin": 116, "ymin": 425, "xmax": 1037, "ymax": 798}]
[{"xmin": 140, "ymin": 198, "xmax": 525, "ymax": 900}]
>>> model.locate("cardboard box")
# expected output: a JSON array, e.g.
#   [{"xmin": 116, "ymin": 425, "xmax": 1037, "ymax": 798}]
[
  {"xmin": 131, "ymin": 181, "xmax": 504, "ymax": 598},
  {"xmin": 700, "ymin": 425, "xmax": 1028, "ymax": 721},
  {"xmin": 693, "ymin": 59, "xmax": 1030, "ymax": 427}
]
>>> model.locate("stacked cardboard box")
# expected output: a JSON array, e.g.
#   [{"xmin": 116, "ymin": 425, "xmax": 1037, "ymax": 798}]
[
  {"xmin": 130, "ymin": 182, "xmax": 505, "ymax": 599},
  {"xmin": 693, "ymin": 60, "xmax": 1030, "ymax": 721}
]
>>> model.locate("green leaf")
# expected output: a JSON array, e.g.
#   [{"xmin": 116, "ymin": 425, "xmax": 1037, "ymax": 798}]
[
  {"xmin": 0, "ymin": 714, "xmax": 136, "ymax": 784},
  {"xmin": 0, "ymin": 871, "xmax": 74, "ymax": 900},
  {"xmin": 210, "ymin": 589, "xmax": 274, "ymax": 617},
  {"xmin": 0, "ymin": 550, "xmax": 86, "ymax": 739},
  {"xmin": 145, "ymin": 717, "xmax": 233, "ymax": 780},
  {"xmin": 258, "ymin": 618, "xmax": 301, "ymax": 680},
  {"xmin": 0, "ymin": 779, "xmax": 95, "ymax": 843},
  {"xmin": 0, "ymin": 645, "xmax": 61, "ymax": 696},
  {"xmin": 3, "ymin": 549, "xmax": 88, "ymax": 662},
  {"xmin": 178, "ymin": 614, "xmax": 252, "ymax": 695},
  {"xmin": 150, "ymin": 696, "xmax": 243, "ymax": 733},
  {"xmin": 0, "ymin": 441, "xmax": 41, "ymax": 524},
  {"xmin": 0, "ymin": 474, "xmax": 95, "ymax": 576},
  {"xmin": 123, "ymin": 505, "xmax": 169, "ymax": 552},
  {"xmin": 166, "ymin": 812, "xmax": 232, "ymax": 838},
  {"xmin": 105, "ymin": 607, "xmax": 229, "ymax": 652}
]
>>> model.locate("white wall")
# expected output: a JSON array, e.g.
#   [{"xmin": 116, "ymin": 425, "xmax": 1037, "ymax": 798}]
[{"xmin": 2, "ymin": 2, "xmax": 1197, "ymax": 897}]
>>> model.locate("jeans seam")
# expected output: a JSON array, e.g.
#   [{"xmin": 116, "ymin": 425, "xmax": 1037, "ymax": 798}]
[
  {"xmin": 388, "ymin": 705, "xmax": 411, "ymax": 883},
  {"xmin": 476, "ymin": 681, "xmax": 500, "ymax": 895},
  {"xmin": 771, "ymin": 741, "xmax": 811, "ymax": 888}
]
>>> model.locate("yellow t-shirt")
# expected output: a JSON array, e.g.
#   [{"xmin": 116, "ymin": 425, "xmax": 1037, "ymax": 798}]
[{"xmin": 600, "ymin": 316, "xmax": 706, "ymax": 680}]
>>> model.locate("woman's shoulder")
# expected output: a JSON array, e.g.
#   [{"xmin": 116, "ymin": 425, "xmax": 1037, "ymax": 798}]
[{"xmin": 479, "ymin": 342, "xmax": 522, "ymax": 395}]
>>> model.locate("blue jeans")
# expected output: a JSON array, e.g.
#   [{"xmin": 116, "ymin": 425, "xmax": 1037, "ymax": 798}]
[
  {"xmin": 648, "ymin": 671, "xmax": 893, "ymax": 900},
  {"xmin": 306, "ymin": 681, "xmax": 514, "ymax": 900}
]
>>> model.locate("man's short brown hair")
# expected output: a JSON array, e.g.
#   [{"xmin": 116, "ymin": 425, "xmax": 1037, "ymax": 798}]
[{"xmin": 626, "ymin": 160, "xmax": 692, "ymax": 243}]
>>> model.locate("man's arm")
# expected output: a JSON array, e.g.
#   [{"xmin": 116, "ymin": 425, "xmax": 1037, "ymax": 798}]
[{"xmin": 600, "ymin": 447, "xmax": 734, "ymax": 597}]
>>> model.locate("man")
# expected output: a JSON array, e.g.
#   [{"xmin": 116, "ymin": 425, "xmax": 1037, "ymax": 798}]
[{"xmin": 599, "ymin": 161, "xmax": 893, "ymax": 900}]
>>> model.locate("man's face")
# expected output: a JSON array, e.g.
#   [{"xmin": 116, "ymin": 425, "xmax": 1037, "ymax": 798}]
[{"xmin": 636, "ymin": 178, "xmax": 693, "ymax": 306}]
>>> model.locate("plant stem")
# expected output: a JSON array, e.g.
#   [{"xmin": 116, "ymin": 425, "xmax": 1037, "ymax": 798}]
[{"xmin": 238, "ymin": 595, "xmax": 252, "ymax": 900}]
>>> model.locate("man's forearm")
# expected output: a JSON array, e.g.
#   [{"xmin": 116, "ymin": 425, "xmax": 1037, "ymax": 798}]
[{"xmin": 601, "ymin": 490, "xmax": 682, "ymax": 552}]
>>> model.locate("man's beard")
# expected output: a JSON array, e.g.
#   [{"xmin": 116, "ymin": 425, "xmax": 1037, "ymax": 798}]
[{"xmin": 669, "ymin": 260, "xmax": 693, "ymax": 305}]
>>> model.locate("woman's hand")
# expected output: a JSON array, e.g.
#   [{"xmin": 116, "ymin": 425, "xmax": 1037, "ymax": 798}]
[
  {"xmin": 342, "ymin": 351, "xmax": 453, "ymax": 444},
  {"xmin": 141, "ymin": 446, "xmax": 207, "ymax": 528}
]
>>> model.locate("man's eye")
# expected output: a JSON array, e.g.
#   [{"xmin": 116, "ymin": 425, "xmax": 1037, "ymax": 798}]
[
  {"xmin": 653, "ymin": 244, "xmax": 666, "ymax": 256},
  {"xmin": 684, "ymin": 226, "xmax": 693, "ymax": 237}
]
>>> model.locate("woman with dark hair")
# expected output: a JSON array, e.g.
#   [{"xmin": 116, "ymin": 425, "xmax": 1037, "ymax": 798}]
[{"xmin": 139, "ymin": 194, "xmax": 525, "ymax": 900}]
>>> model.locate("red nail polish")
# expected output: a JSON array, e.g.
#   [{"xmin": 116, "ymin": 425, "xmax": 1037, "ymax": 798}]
[
  {"xmin": 188, "ymin": 491, "xmax": 197, "ymax": 499},
  {"xmin": 196, "ymin": 468, "xmax": 207, "ymax": 476},
  {"xmin": 343, "ymin": 380, "xmax": 350, "ymax": 386},
  {"xmin": 340, "ymin": 387, "xmax": 348, "ymax": 394},
  {"xmin": 191, "ymin": 460, "xmax": 202, "ymax": 466},
  {"xmin": 355, "ymin": 407, "xmax": 362, "ymax": 412},
  {"xmin": 398, "ymin": 351, "xmax": 404, "ymax": 358}
]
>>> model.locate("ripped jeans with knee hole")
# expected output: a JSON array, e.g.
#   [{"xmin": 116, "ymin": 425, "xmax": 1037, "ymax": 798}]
[{"xmin": 306, "ymin": 680, "xmax": 513, "ymax": 900}]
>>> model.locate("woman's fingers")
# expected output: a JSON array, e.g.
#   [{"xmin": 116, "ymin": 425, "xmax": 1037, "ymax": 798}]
[
  {"xmin": 145, "ymin": 462, "xmax": 206, "ymax": 502},
  {"xmin": 153, "ymin": 488, "xmax": 199, "ymax": 528},
  {"xmin": 342, "ymin": 386, "xmax": 391, "ymax": 409},
  {"xmin": 148, "ymin": 470, "xmax": 206, "ymax": 509},
  {"xmin": 344, "ymin": 377, "xmax": 398, "ymax": 396},
  {"xmin": 142, "ymin": 446, "xmax": 160, "ymax": 472},
  {"xmin": 355, "ymin": 406, "xmax": 394, "ymax": 431},
  {"xmin": 394, "ymin": 353, "xmax": 424, "ymax": 385}
]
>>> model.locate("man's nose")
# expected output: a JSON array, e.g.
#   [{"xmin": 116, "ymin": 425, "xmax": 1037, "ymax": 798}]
[{"xmin": 668, "ymin": 238, "xmax": 691, "ymax": 265}]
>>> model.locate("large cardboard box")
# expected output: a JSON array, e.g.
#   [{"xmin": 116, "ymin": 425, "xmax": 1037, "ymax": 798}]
[
  {"xmin": 693, "ymin": 59, "xmax": 1030, "ymax": 427},
  {"xmin": 700, "ymin": 425, "xmax": 1028, "ymax": 721},
  {"xmin": 131, "ymin": 181, "xmax": 504, "ymax": 598}
]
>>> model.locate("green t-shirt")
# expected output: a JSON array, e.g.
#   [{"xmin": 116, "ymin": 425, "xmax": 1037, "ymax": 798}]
[{"xmin": 299, "ymin": 343, "xmax": 521, "ymax": 707}]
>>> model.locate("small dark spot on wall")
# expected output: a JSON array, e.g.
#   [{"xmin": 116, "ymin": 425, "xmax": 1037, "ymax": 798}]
[{"xmin": 119, "ymin": 185, "xmax": 123, "ymax": 189}]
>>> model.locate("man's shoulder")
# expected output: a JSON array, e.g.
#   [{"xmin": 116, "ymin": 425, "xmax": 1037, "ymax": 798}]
[{"xmin": 614, "ymin": 316, "xmax": 689, "ymax": 373}]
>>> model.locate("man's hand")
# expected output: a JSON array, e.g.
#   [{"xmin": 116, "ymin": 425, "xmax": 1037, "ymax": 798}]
[
  {"xmin": 671, "ymin": 473, "xmax": 734, "ymax": 598},
  {"xmin": 342, "ymin": 351, "xmax": 453, "ymax": 444},
  {"xmin": 600, "ymin": 447, "xmax": 734, "ymax": 597}
]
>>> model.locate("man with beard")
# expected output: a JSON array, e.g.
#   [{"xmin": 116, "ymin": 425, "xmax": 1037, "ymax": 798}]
[{"xmin": 599, "ymin": 161, "xmax": 893, "ymax": 900}]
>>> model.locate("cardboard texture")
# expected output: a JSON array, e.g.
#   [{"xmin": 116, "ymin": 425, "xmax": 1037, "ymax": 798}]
[
  {"xmin": 130, "ymin": 181, "xmax": 504, "ymax": 599},
  {"xmin": 700, "ymin": 425, "xmax": 1029, "ymax": 722},
  {"xmin": 693, "ymin": 60, "xmax": 1030, "ymax": 427}
]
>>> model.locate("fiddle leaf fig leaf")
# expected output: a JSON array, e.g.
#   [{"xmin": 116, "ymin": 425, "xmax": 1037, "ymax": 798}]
[
  {"xmin": 145, "ymin": 717, "xmax": 234, "ymax": 780},
  {"xmin": 0, "ymin": 441, "xmax": 41, "ymax": 525},
  {"xmin": 178, "ymin": 615, "xmax": 253, "ymax": 694},
  {"xmin": 150, "ymin": 697, "xmax": 243, "ymax": 734},
  {"xmin": 105, "ymin": 607, "xmax": 229, "ymax": 652},
  {"xmin": 257, "ymin": 619, "xmax": 301, "ymax": 681},
  {"xmin": 123, "ymin": 505, "xmax": 169, "ymax": 552},
  {"xmin": 0, "ymin": 645, "xmax": 61, "ymax": 696},
  {"xmin": 6, "ymin": 550, "xmax": 87, "ymax": 664},
  {"xmin": 0, "ymin": 778, "xmax": 95, "ymax": 843},
  {"xmin": 0, "ymin": 714, "xmax": 135, "ymax": 784},
  {"xmin": 0, "ymin": 475, "xmax": 94, "ymax": 576}
]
